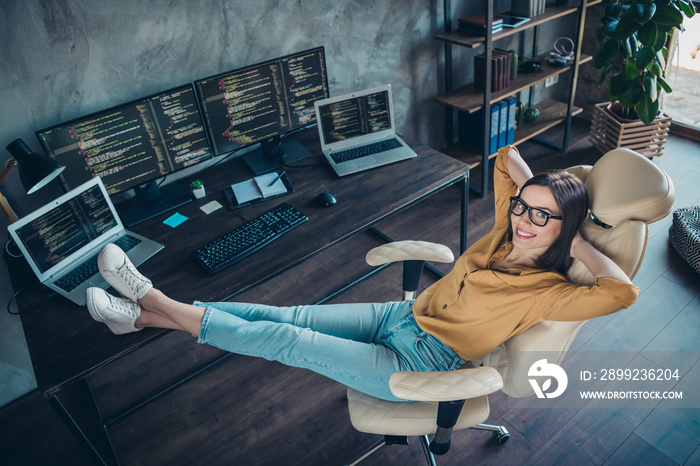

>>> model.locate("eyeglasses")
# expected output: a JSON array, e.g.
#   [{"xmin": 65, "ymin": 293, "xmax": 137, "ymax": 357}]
[{"xmin": 509, "ymin": 196, "xmax": 563, "ymax": 227}]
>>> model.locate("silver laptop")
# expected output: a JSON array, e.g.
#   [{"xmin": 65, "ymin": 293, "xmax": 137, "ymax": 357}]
[
  {"xmin": 314, "ymin": 84, "xmax": 417, "ymax": 176},
  {"xmin": 8, "ymin": 177, "xmax": 163, "ymax": 306}
]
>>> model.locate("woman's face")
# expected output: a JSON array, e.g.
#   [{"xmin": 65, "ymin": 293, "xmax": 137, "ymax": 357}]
[{"xmin": 511, "ymin": 185, "xmax": 563, "ymax": 255}]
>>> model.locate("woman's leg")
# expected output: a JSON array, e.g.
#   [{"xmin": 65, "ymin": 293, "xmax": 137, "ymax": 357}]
[
  {"xmin": 136, "ymin": 288, "xmax": 205, "ymax": 335},
  {"xmin": 193, "ymin": 300, "xmax": 406, "ymax": 343},
  {"xmin": 197, "ymin": 301, "xmax": 413, "ymax": 401}
]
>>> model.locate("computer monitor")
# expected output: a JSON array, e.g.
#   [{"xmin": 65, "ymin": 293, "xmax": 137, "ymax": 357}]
[
  {"xmin": 36, "ymin": 84, "xmax": 213, "ymax": 226},
  {"xmin": 194, "ymin": 46, "xmax": 329, "ymax": 174}
]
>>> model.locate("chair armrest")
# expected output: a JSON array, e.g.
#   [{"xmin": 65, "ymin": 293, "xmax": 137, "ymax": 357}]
[
  {"xmin": 366, "ymin": 240, "xmax": 454, "ymax": 266},
  {"xmin": 389, "ymin": 366, "xmax": 503, "ymax": 402}
]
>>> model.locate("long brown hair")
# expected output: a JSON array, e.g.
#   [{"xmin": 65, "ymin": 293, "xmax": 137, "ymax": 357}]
[{"xmin": 517, "ymin": 170, "xmax": 588, "ymax": 274}]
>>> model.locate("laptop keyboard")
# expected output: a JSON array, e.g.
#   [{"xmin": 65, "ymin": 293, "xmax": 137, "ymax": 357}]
[
  {"xmin": 54, "ymin": 235, "xmax": 142, "ymax": 293},
  {"xmin": 330, "ymin": 138, "xmax": 403, "ymax": 164}
]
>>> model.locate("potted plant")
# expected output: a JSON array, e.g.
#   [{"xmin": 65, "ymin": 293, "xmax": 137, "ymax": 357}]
[
  {"xmin": 589, "ymin": 0, "xmax": 695, "ymax": 156},
  {"xmin": 593, "ymin": 0, "xmax": 695, "ymax": 124},
  {"xmin": 190, "ymin": 179, "xmax": 205, "ymax": 199}
]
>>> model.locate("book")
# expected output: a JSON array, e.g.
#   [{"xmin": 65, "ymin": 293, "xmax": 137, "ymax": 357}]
[
  {"xmin": 458, "ymin": 23, "xmax": 503, "ymax": 35},
  {"xmin": 457, "ymin": 14, "xmax": 503, "ymax": 35},
  {"xmin": 458, "ymin": 104, "xmax": 500, "ymax": 154},
  {"xmin": 230, "ymin": 172, "xmax": 290, "ymax": 205},
  {"xmin": 505, "ymin": 96, "xmax": 517, "ymax": 145},
  {"xmin": 498, "ymin": 100, "xmax": 509, "ymax": 149},
  {"xmin": 494, "ymin": 49, "xmax": 513, "ymax": 88},
  {"xmin": 474, "ymin": 50, "xmax": 511, "ymax": 92},
  {"xmin": 512, "ymin": 0, "xmax": 537, "ymax": 17},
  {"xmin": 458, "ymin": 14, "xmax": 504, "ymax": 27}
]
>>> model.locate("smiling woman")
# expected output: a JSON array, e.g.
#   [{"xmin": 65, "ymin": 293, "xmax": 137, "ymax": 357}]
[{"xmin": 84, "ymin": 144, "xmax": 639, "ymax": 407}]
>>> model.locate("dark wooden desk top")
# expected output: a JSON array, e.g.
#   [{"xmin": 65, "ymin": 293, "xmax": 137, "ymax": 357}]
[{"xmin": 14, "ymin": 133, "xmax": 468, "ymax": 395}]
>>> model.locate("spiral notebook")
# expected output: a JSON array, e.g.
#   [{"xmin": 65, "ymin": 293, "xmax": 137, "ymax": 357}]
[{"xmin": 225, "ymin": 172, "xmax": 294, "ymax": 208}]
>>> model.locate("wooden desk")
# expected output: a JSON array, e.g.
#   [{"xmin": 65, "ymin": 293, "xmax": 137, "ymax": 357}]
[{"xmin": 13, "ymin": 134, "xmax": 468, "ymax": 465}]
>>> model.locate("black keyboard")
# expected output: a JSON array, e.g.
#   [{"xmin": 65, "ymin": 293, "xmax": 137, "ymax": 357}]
[
  {"xmin": 331, "ymin": 138, "xmax": 403, "ymax": 164},
  {"xmin": 54, "ymin": 235, "xmax": 142, "ymax": 292},
  {"xmin": 192, "ymin": 202, "xmax": 308, "ymax": 275}
]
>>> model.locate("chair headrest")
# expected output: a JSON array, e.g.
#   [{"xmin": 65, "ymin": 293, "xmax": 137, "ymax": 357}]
[{"xmin": 583, "ymin": 148, "xmax": 675, "ymax": 226}]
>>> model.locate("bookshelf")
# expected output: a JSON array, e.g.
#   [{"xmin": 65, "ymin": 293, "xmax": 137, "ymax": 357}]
[{"xmin": 436, "ymin": 0, "xmax": 601, "ymax": 195}]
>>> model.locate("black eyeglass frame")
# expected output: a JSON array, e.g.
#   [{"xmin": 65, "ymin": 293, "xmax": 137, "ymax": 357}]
[{"xmin": 508, "ymin": 196, "xmax": 563, "ymax": 227}]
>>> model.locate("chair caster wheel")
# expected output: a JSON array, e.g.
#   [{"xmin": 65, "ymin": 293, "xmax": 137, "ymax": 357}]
[{"xmin": 493, "ymin": 431, "xmax": 510, "ymax": 444}]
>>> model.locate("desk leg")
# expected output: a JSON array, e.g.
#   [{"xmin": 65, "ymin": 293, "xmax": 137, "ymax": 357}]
[
  {"xmin": 47, "ymin": 378, "xmax": 120, "ymax": 466},
  {"xmin": 460, "ymin": 172, "xmax": 469, "ymax": 254}
]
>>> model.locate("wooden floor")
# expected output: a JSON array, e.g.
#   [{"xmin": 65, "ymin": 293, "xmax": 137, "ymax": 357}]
[{"xmin": 2, "ymin": 119, "xmax": 699, "ymax": 466}]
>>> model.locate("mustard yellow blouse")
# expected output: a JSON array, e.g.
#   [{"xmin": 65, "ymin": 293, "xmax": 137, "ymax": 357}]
[{"xmin": 413, "ymin": 145, "xmax": 640, "ymax": 360}]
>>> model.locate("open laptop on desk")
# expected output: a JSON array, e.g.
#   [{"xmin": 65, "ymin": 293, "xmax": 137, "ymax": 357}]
[
  {"xmin": 314, "ymin": 84, "xmax": 417, "ymax": 176},
  {"xmin": 8, "ymin": 177, "xmax": 163, "ymax": 306}
]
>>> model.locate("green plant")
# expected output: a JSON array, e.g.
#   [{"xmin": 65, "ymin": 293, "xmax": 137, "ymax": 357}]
[
  {"xmin": 594, "ymin": 0, "xmax": 695, "ymax": 124},
  {"xmin": 190, "ymin": 179, "xmax": 204, "ymax": 189}
]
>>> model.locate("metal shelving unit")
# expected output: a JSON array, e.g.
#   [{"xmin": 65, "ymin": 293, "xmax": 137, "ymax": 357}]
[{"xmin": 436, "ymin": 0, "xmax": 597, "ymax": 195}]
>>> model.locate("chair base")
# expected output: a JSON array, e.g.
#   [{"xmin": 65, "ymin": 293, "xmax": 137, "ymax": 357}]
[{"xmin": 346, "ymin": 424, "xmax": 510, "ymax": 465}]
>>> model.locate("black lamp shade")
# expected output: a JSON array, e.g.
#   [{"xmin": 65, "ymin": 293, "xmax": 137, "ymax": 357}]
[{"xmin": 6, "ymin": 139, "xmax": 65, "ymax": 194}]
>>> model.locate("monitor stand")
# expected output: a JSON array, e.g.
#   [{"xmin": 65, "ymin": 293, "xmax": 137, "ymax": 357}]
[
  {"xmin": 243, "ymin": 136, "xmax": 313, "ymax": 175},
  {"xmin": 116, "ymin": 181, "xmax": 192, "ymax": 227}
]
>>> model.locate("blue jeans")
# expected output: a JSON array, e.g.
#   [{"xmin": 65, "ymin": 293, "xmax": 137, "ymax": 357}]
[{"xmin": 195, "ymin": 300, "xmax": 464, "ymax": 402}]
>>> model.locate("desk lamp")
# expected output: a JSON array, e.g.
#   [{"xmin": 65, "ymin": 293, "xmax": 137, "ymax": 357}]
[{"xmin": 0, "ymin": 139, "xmax": 65, "ymax": 223}]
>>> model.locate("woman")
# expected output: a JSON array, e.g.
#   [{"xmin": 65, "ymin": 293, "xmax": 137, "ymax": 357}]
[{"xmin": 86, "ymin": 145, "xmax": 639, "ymax": 402}]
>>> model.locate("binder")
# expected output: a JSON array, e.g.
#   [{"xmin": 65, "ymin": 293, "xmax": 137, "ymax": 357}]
[
  {"xmin": 457, "ymin": 104, "xmax": 499, "ymax": 154},
  {"xmin": 506, "ymin": 96, "xmax": 517, "ymax": 145},
  {"xmin": 489, "ymin": 103, "xmax": 499, "ymax": 153},
  {"xmin": 498, "ymin": 100, "xmax": 508, "ymax": 148}
]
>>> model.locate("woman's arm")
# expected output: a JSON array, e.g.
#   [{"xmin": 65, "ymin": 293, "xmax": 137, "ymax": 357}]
[
  {"xmin": 506, "ymin": 145, "xmax": 533, "ymax": 189},
  {"xmin": 570, "ymin": 232, "xmax": 633, "ymax": 284}
]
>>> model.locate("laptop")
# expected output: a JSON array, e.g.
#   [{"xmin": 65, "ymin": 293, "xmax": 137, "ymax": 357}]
[
  {"xmin": 8, "ymin": 177, "xmax": 164, "ymax": 306},
  {"xmin": 314, "ymin": 84, "xmax": 417, "ymax": 176}
]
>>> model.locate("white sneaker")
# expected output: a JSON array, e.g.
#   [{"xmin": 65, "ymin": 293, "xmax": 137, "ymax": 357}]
[
  {"xmin": 86, "ymin": 287, "xmax": 143, "ymax": 335},
  {"xmin": 98, "ymin": 243, "xmax": 152, "ymax": 302}
]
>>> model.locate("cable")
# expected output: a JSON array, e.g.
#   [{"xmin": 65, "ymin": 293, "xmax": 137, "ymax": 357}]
[
  {"xmin": 5, "ymin": 238, "xmax": 22, "ymax": 259},
  {"xmin": 6, "ymin": 286, "xmax": 24, "ymax": 315}
]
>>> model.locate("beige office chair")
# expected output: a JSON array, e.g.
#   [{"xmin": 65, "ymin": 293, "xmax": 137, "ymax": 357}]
[{"xmin": 345, "ymin": 148, "xmax": 675, "ymax": 465}]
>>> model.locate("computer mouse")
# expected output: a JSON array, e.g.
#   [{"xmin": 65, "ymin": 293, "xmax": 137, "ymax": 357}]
[{"xmin": 315, "ymin": 192, "xmax": 337, "ymax": 207}]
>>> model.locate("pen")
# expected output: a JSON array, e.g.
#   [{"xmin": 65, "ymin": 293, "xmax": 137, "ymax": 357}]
[{"xmin": 268, "ymin": 171, "xmax": 286, "ymax": 187}]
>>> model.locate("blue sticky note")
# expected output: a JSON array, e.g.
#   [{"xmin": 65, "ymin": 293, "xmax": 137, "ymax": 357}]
[{"xmin": 163, "ymin": 212, "xmax": 188, "ymax": 228}]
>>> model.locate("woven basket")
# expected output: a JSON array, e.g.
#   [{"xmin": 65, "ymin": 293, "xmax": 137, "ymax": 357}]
[{"xmin": 589, "ymin": 103, "xmax": 671, "ymax": 158}]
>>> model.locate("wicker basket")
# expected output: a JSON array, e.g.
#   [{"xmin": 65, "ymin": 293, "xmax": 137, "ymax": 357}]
[{"xmin": 589, "ymin": 102, "xmax": 671, "ymax": 158}]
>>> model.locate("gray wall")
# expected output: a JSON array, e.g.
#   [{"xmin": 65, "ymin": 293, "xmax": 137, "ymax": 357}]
[{"xmin": 0, "ymin": 0, "xmax": 450, "ymax": 221}]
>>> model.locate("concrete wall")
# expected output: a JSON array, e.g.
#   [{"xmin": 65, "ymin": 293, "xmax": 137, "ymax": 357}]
[{"xmin": 0, "ymin": 0, "xmax": 450, "ymax": 219}]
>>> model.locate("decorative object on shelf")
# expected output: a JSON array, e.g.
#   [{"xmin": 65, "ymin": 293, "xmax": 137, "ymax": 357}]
[
  {"xmin": 548, "ymin": 37, "xmax": 575, "ymax": 67},
  {"xmin": 524, "ymin": 107, "xmax": 540, "ymax": 123},
  {"xmin": 508, "ymin": 49, "xmax": 519, "ymax": 80},
  {"xmin": 519, "ymin": 60, "xmax": 542, "ymax": 74},
  {"xmin": 589, "ymin": 102, "xmax": 671, "ymax": 158},
  {"xmin": 190, "ymin": 179, "xmax": 206, "ymax": 199},
  {"xmin": 515, "ymin": 101, "xmax": 526, "ymax": 126},
  {"xmin": 593, "ymin": 0, "xmax": 696, "ymax": 124},
  {"xmin": 1, "ymin": 139, "xmax": 65, "ymax": 222}
]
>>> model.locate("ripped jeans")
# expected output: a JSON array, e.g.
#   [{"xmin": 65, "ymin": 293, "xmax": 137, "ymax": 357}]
[{"xmin": 195, "ymin": 300, "xmax": 464, "ymax": 402}]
